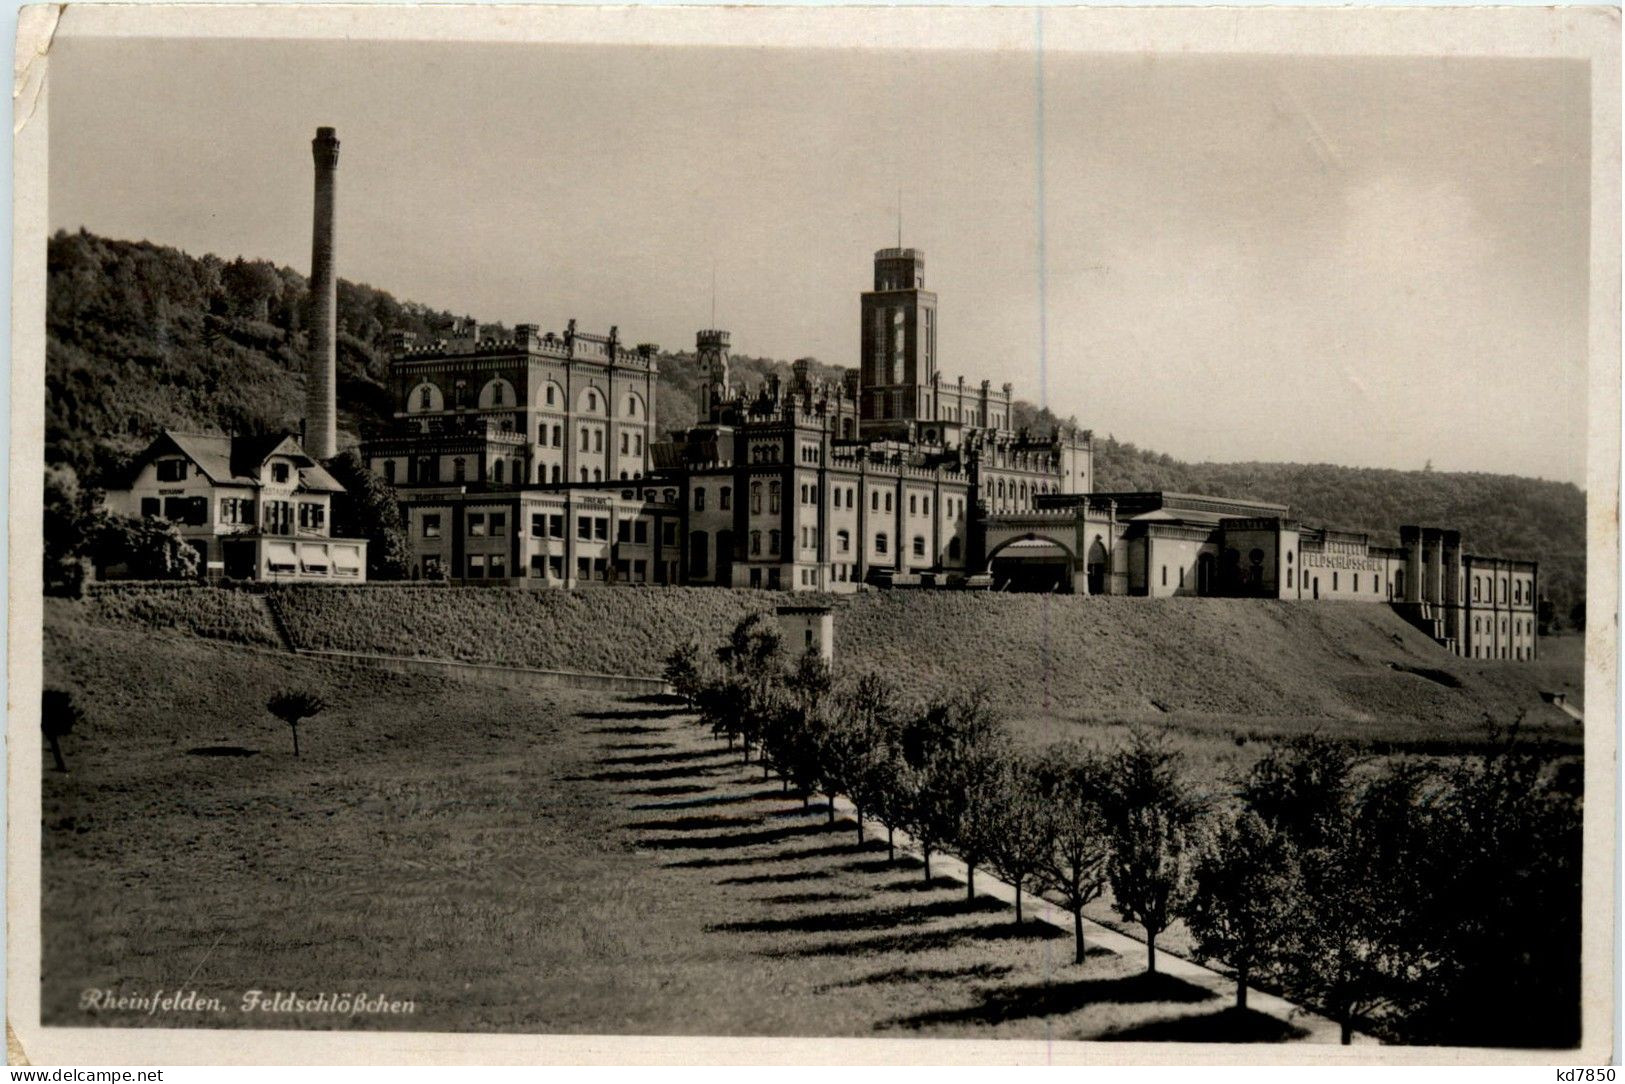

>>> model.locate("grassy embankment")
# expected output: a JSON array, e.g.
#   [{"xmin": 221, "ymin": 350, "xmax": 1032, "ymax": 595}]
[
  {"xmin": 44, "ymin": 603, "xmax": 1308, "ymax": 1040},
  {"xmin": 66, "ymin": 584, "xmax": 1584, "ymax": 782}
]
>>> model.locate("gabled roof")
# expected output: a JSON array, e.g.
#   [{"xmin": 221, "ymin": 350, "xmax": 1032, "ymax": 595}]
[{"xmin": 140, "ymin": 430, "xmax": 344, "ymax": 494}]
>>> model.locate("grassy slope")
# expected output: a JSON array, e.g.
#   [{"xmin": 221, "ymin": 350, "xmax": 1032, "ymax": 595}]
[
  {"xmin": 255, "ymin": 586, "xmax": 1581, "ymax": 752},
  {"xmin": 44, "ymin": 608, "xmax": 1306, "ymax": 1040}
]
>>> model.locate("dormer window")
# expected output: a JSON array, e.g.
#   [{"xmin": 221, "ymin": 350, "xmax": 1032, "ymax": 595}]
[{"xmin": 272, "ymin": 462, "xmax": 290, "ymax": 484}]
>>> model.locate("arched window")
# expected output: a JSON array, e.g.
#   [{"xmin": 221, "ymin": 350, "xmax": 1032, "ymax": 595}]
[
  {"xmin": 912, "ymin": 535, "xmax": 926, "ymax": 558},
  {"xmin": 409, "ymin": 381, "xmax": 444, "ymax": 414},
  {"xmin": 624, "ymin": 393, "xmax": 644, "ymax": 419},
  {"xmin": 720, "ymin": 486, "xmax": 732, "ymax": 510},
  {"xmin": 751, "ymin": 483, "xmax": 762, "ymax": 514},
  {"xmin": 479, "ymin": 379, "xmax": 512, "ymax": 409},
  {"xmin": 769, "ymin": 482, "xmax": 781, "ymax": 514},
  {"xmin": 551, "ymin": 465, "xmax": 561, "ymax": 483},
  {"xmin": 593, "ymin": 468, "xmax": 602, "ymax": 483},
  {"xmin": 875, "ymin": 532, "xmax": 889, "ymax": 555},
  {"xmin": 417, "ymin": 457, "xmax": 436, "ymax": 483},
  {"xmin": 836, "ymin": 530, "xmax": 851, "ymax": 553},
  {"xmin": 587, "ymin": 390, "xmax": 600, "ymax": 412},
  {"xmin": 493, "ymin": 460, "xmax": 505, "ymax": 484},
  {"xmin": 580, "ymin": 467, "xmax": 589, "ymax": 482},
  {"xmin": 547, "ymin": 385, "xmax": 556, "ymax": 406},
  {"xmin": 580, "ymin": 428, "xmax": 590, "ymax": 451},
  {"xmin": 768, "ymin": 530, "xmax": 780, "ymax": 555},
  {"xmin": 750, "ymin": 530, "xmax": 762, "ymax": 556}
]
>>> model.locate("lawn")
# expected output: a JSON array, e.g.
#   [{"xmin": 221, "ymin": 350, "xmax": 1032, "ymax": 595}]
[{"xmin": 43, "ymin": 615, "xmax": 1311, "ymax": 1041}]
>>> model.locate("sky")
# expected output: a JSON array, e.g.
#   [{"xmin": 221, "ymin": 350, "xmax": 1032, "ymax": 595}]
[{"xmin": 48, "ymin": 36, "xmax": 1591, "ymax": 484}]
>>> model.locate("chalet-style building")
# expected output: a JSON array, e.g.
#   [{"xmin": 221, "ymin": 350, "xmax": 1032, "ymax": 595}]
[{"xmin": 102, "ymin": 430, "xmax": 369, "ymax": 582}]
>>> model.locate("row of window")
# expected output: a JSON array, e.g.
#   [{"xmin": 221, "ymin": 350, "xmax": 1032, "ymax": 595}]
[
  {"xmin": 416, "ymin": 381, "xmax": 645, "ymax": 418},
  {"xmin": 1474, "ymin": 616, "xmax": 1533, "ymax": 638},
  {"xmin": 1471, "ymin": 576, "xmax": 1531, "ymax": 606},
  {"xmin": 156, "ymin": 458, "xmax": 293, "ymax": 485},
  {"xmin": 421, "ymin": 512, "xmax": 677, "ymax": 547},
  {"xmin": 390, "ymin": 456, "xmax": 652, "ymax": 488},
  {"xmin": 139, "ymin": 496, "xmax": 323, "ymax": 533}
]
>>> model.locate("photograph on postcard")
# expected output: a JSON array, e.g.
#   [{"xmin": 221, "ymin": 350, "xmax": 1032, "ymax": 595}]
[{"xmin": 13, "ymin": 4, "xmax": 1618, "ymax": 1063}]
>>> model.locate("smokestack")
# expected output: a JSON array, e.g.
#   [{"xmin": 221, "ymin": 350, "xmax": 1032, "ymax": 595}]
[{"xmin": 306, "ymin": 126, "xmax": 340, "ymax": 460}]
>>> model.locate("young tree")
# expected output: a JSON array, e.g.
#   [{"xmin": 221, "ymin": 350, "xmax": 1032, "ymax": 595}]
[
  {"xmin": 662, "ymin": 640, "xmax": 704, "ymax": 708},
  {"xmin": 41, "ymin": 688, "xmax": 81, "ymax": 773},
  {"xmin": 841, "ymin": 673, "xmax": 907, "ymax": 856},
  {"xmin": 896, "ymin": 690, "xmax": 1008, "ymax": 887},
  {"xmin": 267, "ymin": 690, "xmax": 328, "ymax": 758},
  {"xmin": 1185, "ymin": 808, "xmax": 1300, "ymax": 1009},
  {"xmin": 1239, "ymin": 733, "xmax": 1357, "ymax": 852},
  {"xmin": 1103, "ymin": 726, "xmax": 1202, "ymax": 973},
  {"xmin": 979, "ymin": 753, "xmax": 1054, "ymax": 926},
  {"xmin": 1035, "ymin": 745, "xmax": 1113, "ymax": 964},
  {"xmin": 1274, "ymin": 759, "xmax": 1439, "ymax": 1045}
]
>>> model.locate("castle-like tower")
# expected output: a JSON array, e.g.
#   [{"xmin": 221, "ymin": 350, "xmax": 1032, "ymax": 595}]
[
  {"xmin": 859, "ymin": 248, "xmax": 936, "ymax": 427},
  {"xmin": 306, "ymin": 127, "xmax": 340, "ymax": 460},
  {"xmin": 697, "ymin": 328, "xmax": 732, "ymax": 417}
]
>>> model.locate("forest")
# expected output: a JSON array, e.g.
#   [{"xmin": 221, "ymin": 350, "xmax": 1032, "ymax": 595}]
[{"xmin": 45, "ymin": 229, "xmax": 1586, "ymax": 619}]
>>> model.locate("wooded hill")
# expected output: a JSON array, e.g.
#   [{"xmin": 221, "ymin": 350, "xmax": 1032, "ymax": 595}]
[{"xmin": 45, "ymin": 230, "xmax": 1586, "ymax": 618}]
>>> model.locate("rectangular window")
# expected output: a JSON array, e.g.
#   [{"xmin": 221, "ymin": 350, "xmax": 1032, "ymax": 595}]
[
  {"xmin": 489, "ymin": 554, "xmax": 506, "ymax": 578},
  {"xmin": 490, "ymin": 513, "xmax": 506, "ymax": 536},
  {"xmin": 634, "ymin": 559, "xmax": 647, "ymax": 581},
  {"xmin": 530, "ymin": 554, "xmax": 545, "ymax": 576},
  {"xmin": 634, "ymin": 520, "xmax": 649, "ymax": 544},
  {"xmin": 618, "ymin": 519, "xmax": 632, "ymax": 544},
  {"xmin": 577, "ymin": 516, "xmax": 592, "ymax": 540},
  {"xmin": 594, "ymin": 517, "xmax": 609, "ymax": 541},
  {"xmin": 922, "ymin": 497, "xmax": 930, "ymax": 516},
  {"xmin": 593, "ymin": 558, "xmax": 607, "ymax": 581},
  {"xmin": 871, "ymin": 491, "xmax": 879, "ymax": 512},
  {"xmin": 1333, "ymin": 572, "xmax": 1339, "ymax": 591},
  {"xmin": 423, "ymin": 514, "xmax": 442, "ymax": 539},
  {"xmin": 532, "ymin": 514, "xmax": 546, "ymax": 538},
  {"xmin": 272, "ymin": 463, "xmax": 290, "ymax": 484},
  {"xmin": 577, "ymin": 557, "xmax": 591, "ymax": 580},
  {"xmin": 469, "ymin": 514, "xmax": 487, "ymax": 537},
  {"xmin": 1161, "ymin": 566, "xmax": 1168, "ymax": 587},
  {"xmin": 549, "ymin": 555, "xmax": 565, "ymax": 579},
  {"xmin": 621, "ymin": 432, "xmax": 630, "ymax": 455},
  {"xmin": 663, "ymin": 523, "xmax": 677, "ymax": 546},
  {"xmin": 549, "ymin": 514, "xmax": 564, "ymax": 538},
  {"xmin": 141, "ymin": 497, "xmax": 160, "ymax": 518},
  {"xmin": 468, "ymin": 555, "xmax": 486, "ymax": 579},
  {"xmin": 552, "ymin": 426, "xmax": 562, "ymax": 448}
]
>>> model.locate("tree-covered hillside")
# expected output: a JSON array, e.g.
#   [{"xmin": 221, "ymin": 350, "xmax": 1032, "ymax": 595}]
[{"xmin": 45, "ymin": 230, "xmax": 1586, "ymax": 618}]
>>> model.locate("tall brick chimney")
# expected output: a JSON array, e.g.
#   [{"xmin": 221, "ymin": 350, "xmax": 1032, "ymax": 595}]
[{"xmin": 306, "ymin": 126, "xmax": 340, "ymax": 460}]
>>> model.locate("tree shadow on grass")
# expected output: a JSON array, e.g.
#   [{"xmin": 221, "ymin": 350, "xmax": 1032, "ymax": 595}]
[
  {"xmin": 711, "ymin": 894, "xmax": 1008, "ymax": 937},
  {"xmin": 1096, "ymin": 1006, "xmax": 1311, "ymax": 1043},
  {"xmin": 843, "ymin": 854, "xmax": 923, "ymax": 876},
  {"xmin": 601, "ymin": 740, "xmax": 676, "ymax": 752},
  {"xmin": 579, "ymin": 708, "xmax": 689, "ymax": 721},
  {"xmin": 716, "ymin": 869, "xmax": 831, "ymax": 886},
  {"xmin": 630, "ymin": 784, "xmax": 711, "ymax": 797},
  {"xmin": 772, "ymin": 915, "xmax": 1069, "ymax": 959},
  {"xmin": 626, "ymin": 814, "xmax": 765, "ymax": 833},
  {"xmin": 878, "ymin": 875, "xmax": 966, "ymax": 894},
  {"xmin": 882, "ymin": 971, "xmax": 1217, "ymax": 1030},
  {"xmin": 621, "ymin": 693, "xmax": 686, "ymax": 706},
  {"xmin": 587, "ymin": 724, "xmax": 669, "ymax": 736},
  {"xmin": 571, "ymin": 764, "xmax": 729, "ymax": 784},
  {"xmin": 596, "ymin": 748, "xmax": 733, "ymax": 768},
  {"xmin": 756, "ymin": 891, "xmax": 870, "ymax": 906},
  {"xmin": 822, "ymin": 962, "xmax": 1017, "ymax": 991},
  {"xmin": 639, "ymin": 820, "xmax": 838, "ymax": 851},
  {"xmin": 628, "ymin": 788, "xmax": 784, "ymax": 811}
]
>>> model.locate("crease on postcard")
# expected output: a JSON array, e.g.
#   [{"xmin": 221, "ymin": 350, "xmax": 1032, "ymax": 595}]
[{"xmin": 14, "ymin": 4, "xmax": 62, "ymax": 137}]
